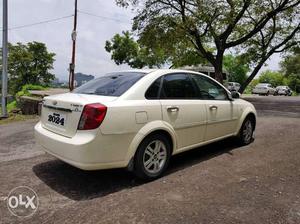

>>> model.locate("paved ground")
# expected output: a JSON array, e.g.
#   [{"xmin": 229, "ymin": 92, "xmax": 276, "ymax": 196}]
[{"xmin": 0, "ymin": 96, "xmax": 299, "ymax": 224}]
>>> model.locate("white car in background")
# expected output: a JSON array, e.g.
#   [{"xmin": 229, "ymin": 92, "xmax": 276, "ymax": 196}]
[
  {"xmin": 274, "ymin": 86, "xmax": 293, "ymax": 96},
  {"xmin": 252, "ymin": 83, "xmax": 276, "ymax": 96},
  {"xmin": 226, "ymin": 82, "xmax": 241, "ymax": 92},
  {"xmin": 35, "ymin": 69, "xmax": 257, "ymax": 180}
]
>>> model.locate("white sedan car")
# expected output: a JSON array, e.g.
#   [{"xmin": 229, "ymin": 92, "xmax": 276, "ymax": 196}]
[
  {"xmin": 35, "ymin": 69, "xmax": 257, "ymax": 179},
  {"xmin": 252, "ymin": 83, "xmax": 276, "ymax": 96}
]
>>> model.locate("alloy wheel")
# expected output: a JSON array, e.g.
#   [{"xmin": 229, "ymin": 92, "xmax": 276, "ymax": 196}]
[
  {"xmin": 143, "ymin": 140, "xmax": 167, "ymax": 174},
  {"xmin": 242, "ymin": 120, "xmax": 253, "ymax": 143}
]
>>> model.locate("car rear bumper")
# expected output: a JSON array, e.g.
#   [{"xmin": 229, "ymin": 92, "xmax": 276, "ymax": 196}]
[
  {"xmin": 277, "ymin": 90, "xmax": 287, "ymax": 95},
  {"xmin": 252, "ymin": 89, "xmax": 268, "ymax": 94},
  {"xmin": 34, "ymin": 122, "xmax": 127, "ymax": 170}
]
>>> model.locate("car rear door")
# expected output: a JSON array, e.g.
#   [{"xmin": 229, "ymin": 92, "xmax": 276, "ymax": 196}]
[
  {"xmin": 190, "ymin": 74, "xmax": 239, "ymax": 141},
  {"xmin": 159, "ymin": 73, "xmax": 207, "ymax": 149}
]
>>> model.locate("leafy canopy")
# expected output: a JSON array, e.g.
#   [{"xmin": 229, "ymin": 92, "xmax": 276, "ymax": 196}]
[
  {"xmin": 223, "ymin": 54, "xmax": 249, "ymax": 84},
  {"xmin": 111, "ymin": 0, "xmax": 299, "ymax": 86},
  {"xmin": 105, "ymin": 31, "xmax": 208, "ymax": 68},
  {"xmin": 1, "ymin": 41, "xmax": 55, "ymax": 94},
  {"xmin": 280, "ymin": 47, "xmax": 300, "ymax": 77},
  {"xmin": 280, "ymin": 47, "xmax": 300, "ymax": 92}
]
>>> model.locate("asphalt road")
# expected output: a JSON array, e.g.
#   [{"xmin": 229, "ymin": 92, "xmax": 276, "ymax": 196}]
[{"xmin": 0, "ymin": 96, "xmax": 300, "ymax": 224}]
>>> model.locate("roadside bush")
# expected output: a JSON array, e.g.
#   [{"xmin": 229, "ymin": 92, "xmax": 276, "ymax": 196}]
[{"xmin": 7, "ymin": 100, "xmax": 17, "ymax": 112}]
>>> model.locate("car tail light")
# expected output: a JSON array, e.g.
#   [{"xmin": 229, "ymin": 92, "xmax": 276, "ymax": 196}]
[{"xmin": 78, "ymin": 103, "xmax": 107, "ymax": 130}]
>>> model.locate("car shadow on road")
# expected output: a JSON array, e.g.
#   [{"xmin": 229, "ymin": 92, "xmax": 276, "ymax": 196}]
[{"xmin": 33, "ymin": 138, "xmax": 242, "ymax": 201}]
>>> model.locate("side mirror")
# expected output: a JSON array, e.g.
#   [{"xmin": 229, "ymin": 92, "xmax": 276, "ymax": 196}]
[{"xmin": 231, "ymin": 91, "xmax": 240, "ymax": 99}]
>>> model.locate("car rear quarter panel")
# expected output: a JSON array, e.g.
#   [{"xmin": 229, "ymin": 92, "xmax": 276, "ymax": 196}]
[
  {"xmin": 98, "ymin": 99, "xmax": 174, "ymax": 165},
  {"xmin": 124, "ymin": 120, "xmax": 177, "ymax": 164}
]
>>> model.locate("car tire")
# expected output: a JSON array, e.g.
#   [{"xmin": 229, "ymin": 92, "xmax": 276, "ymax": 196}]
[
  {"xmin": 266, "ymin": 91, "xmax": 269, "ymax": 96},
  {"xmin": 237, "ymin": 117, "xmax": 255, "ymax": 146},
  {"xmin": 134, "ymin": 134, "xmax": 171, "ymax": 180}
]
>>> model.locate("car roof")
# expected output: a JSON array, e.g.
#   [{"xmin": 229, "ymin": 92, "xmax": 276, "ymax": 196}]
[
  {"xmin": 111, "ymin": 69, "xmax": 216, "ymax": 78},
  {"xmin": 117, "ymin": 68, "xmax": 215, "ymax": 75},
  {"xmin": 118, "ymin": 69, "xmax": 158, "ymax": 74},
  {"xmin": 257, "ymin": 83, "xmax": 270, "ymax": 85}
]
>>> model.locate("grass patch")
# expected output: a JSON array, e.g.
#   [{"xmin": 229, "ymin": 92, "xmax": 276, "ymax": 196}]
[
  {"xmin": 0, "ymin": 113, "xmax": 39, "ymax": 125},
  {"xmin": 1, "ymin": 101, "xmax": 39, "ymax": 125}
]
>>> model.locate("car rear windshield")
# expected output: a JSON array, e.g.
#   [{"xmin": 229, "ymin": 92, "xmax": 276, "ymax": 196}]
[
  {"xmin": 256, "ymin": 83, "xmax": 268, "ymax": 87},
  {"xmin": 73, "ymin": 72, "xmax": 146, "ymax": 96}
]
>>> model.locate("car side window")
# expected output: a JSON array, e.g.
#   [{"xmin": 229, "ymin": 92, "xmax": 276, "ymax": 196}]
[
  {"xmin": 161, "ymin": 74, "xmax": 197, "ymax": 99},
  {"xmin": 145, "ymin": 77, "xmax": 162, "ymax": 99},
  {"xmin": 190, "ymin": 74, "xmax": 228, "ymax": 100}
]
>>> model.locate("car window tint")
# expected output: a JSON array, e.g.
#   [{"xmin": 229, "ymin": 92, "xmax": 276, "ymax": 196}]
[
  {"xmin": 161, "ymin": 74, "xmax": 197, "ymax": 99},
  {"xmin": 145, "ymin": 77, "xmax": 161, "ymax": 99},
  {"xmin": 191, "ymin": 74, "xmax": 227, "ymax": 100},
  {"xmin": 73, "ymin": 72, "xmax": 145, "ymax": 96}
]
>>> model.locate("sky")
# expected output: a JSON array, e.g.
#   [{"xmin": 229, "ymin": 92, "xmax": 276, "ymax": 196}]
[{"xmin": 0, "ymin": 0, "xmax": 282, "ymax": 81}]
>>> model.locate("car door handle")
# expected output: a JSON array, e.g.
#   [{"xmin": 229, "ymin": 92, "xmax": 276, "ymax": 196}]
[
  {"xmin": 167, "ymin": 106, "xmax": 179, "ymax": 112},
  {"xmin": 209, "ymin": 105, "xmax": 218, "ymax": 110}
]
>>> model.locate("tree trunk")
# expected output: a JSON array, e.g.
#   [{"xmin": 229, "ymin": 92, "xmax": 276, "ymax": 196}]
[
  {"xmin": 239, "ymin": 59, "xmax": 266, "ymax": 93},
  {"xmin": 214, "ymin": 53, "xmax": 224, "ymax": 84}
]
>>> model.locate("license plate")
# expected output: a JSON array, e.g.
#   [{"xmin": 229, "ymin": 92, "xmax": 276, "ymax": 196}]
[{"xmin": 47, "ymin": 112, "xmax": 66, "ymax": 127}]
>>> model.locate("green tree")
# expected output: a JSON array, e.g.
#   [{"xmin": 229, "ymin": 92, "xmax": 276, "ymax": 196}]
[
  {"xmin": 280, "ymin": 47, "xmax": 300, "ymax": 92},
  {"xmin": 105, "ymin": 31, "xmax": 167, "ymax": 68},
  {"xmin": 3, "ymin": 42, "xmax": 55, "ymax": 94},
  {"xmin": 258, "ymin": 70, "xmax": 287, "ymax": 87},
  {"xmin": 114, "ymin": 0, "xmax": 299, "ymax": 85},
  {"xmin": 223, "ymin": 54, "xmax": 249, "ymax": 84},
  {"xmin": 105, "ymin": 31, "xmax": 207, "ymax": 68},
  {"xmin": 287, "ymin": 74, "xmax": 300, "ymax": 93}
]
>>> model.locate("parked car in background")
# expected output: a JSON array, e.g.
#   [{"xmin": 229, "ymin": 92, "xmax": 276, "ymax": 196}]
[
  {"xmin": 226, "ymin": 82, "xmax": 241, "ymax": 92},
  {"xmin": 274, "ymin": 86, "xmax": 292, "ymax": 96},
  {"xmin": 35, "ymin": 69, "xmax": 257, "ymax": 180},
  {"xmin": 252, "ymin": 83, "xmax": 275, "ymax": 96}
]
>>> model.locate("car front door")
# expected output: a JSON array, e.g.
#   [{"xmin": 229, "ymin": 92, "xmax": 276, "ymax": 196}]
[
  {"xmin": 159, "ymin": 73, "xmax": 207, "ymax": 149},
  {"xmin": 190, "ymin": 74, "xmax": 239, "ymax": 141}
]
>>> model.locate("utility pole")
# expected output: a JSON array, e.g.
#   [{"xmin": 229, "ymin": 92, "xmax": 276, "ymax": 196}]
[
  {"xmin": 69, "ymin": 0, "xmax": 78, "ymax": 91},
  {"xmin": 1, "ymin": 0, "xmax": 8, "ymax": 118}
]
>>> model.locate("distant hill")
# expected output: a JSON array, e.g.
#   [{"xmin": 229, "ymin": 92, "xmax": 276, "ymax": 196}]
[{"xmin": 74, "ymin": 73, "xmax": 94, "ymax": 87}]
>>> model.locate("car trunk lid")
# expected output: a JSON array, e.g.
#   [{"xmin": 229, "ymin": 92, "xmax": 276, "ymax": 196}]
[{"xmin": 41, "ymin": 93, "xmax": 116, "ymax": 137}]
